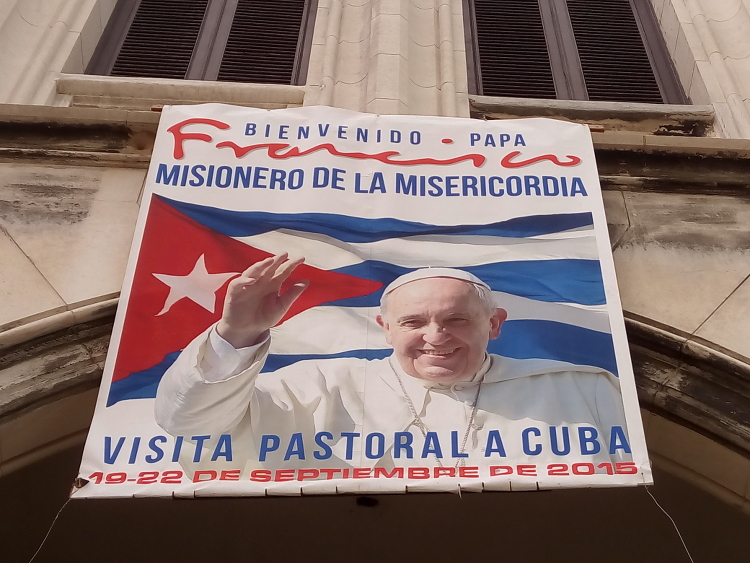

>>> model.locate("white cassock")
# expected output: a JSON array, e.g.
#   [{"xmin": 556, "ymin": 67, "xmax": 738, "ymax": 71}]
[{"xmin": 155, "ymin": 328, "xmax": 632, "ymax": 477}]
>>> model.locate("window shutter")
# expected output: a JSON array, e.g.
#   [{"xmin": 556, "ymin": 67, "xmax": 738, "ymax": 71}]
[
  {"xmin": 472, "ymin": 0, "xmax": 557, "ymax": 99},
  {"xmin": 216, "ymin": 0, "xmax": 307, "ymax": 84},
  {"xmin": 110, "ymin": 0, "xmax": 210, "ymax": 79},
  {"xmin": 566, "ymin": 0, "xmax": 664, "ymax": 103}
]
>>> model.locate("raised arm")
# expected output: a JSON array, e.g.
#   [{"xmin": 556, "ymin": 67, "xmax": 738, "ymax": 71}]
[
  {"xmin": 217, "ymin": 253, "xmax": 309, "ymax": 348},
  {"xmin": 154, "ymin": 253, "xmax": 308, "ymax": 437}
]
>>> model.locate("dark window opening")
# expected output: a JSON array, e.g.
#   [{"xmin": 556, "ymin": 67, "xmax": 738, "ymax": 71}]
[
  {"xmin": 464, "ymin": 0, "xmax": 687, "ymax": 104},
  {"xmin": 87, "ymin": 0, "xmax": 317, "ymax": 85}
]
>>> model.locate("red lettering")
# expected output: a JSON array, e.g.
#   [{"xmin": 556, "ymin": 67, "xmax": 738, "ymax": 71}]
[
  {"xmin": 517, "ymin": 465, "xmax": 537, "ymax": 476},
  {"xmin": 216, "ymin": 141, "xmax": 486, "ymax": 167},
  {"xmin": 407, "ymin": 467, "xmax": 430, "ymax": 479},
  {"xmin": 167, "ymin": 118, "xmax": 230, "ymax": 159},
  {"xmin": 298, "ymin": 469, "xmax": 320, "ymax": 481},
  {"xmin": 250, "ymin": 470, "xmax": 271, "ymax": 482},
  {"xmin": 219, "ymin": 470, "xmax": 241, "ymax": 481},
  {"xmin": 434, "ymin": 467, "xmax": 456, "ymax": 478},
  {"xmin": 319, "ymin": 469, "xmax": 341, "ymax": 480},
  {"xmin": 490, "ymin": 466, "xmax": 513, "ymax": 476},
  {"xmin": 274, "ymin": 470, "xmax": 295, "ymax": 482},
  {"xmin": 193, "ymin": 470, "xmax": 217, "ymax": 483},
  {"xmin": 373, "ymin": 467, "xmax": 404, "ymax": 479},
  {"xmin": 501, "ymin": 151, "xmax": 581, "ymax": 168},
  {"xmin": 353, "ymin": 468, "xmax": 371, "ymax": 479},
  {"xmin": 459, "ymin": 466, "xmax": 479, "ymax": 478}
]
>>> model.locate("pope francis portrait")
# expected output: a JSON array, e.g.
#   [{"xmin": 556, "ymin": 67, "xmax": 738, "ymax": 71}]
[{"xmin": 155, "ymin": 253, "xmax": 632, "ymax": 475}]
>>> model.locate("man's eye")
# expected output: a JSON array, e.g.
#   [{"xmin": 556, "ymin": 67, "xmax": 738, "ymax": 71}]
[{"xmin": 400, "ymin": 320, "xmax": 423, "ymax": 328}]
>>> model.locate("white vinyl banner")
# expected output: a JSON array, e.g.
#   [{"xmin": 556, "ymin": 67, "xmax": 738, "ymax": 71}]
[{"xmin": 74, "ymin": 104, "xmax": 650, "ymax": 498}]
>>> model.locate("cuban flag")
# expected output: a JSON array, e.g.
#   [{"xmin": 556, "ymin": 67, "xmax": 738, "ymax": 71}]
[{"xmin": 107, "ymin": 194, "xmax": 616, "ymax": 406}]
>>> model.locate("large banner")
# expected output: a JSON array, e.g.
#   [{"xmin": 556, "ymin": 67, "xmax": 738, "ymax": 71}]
[{"xmin": 74, "ymin": 104, "xmax": 650, "ymax": 498}]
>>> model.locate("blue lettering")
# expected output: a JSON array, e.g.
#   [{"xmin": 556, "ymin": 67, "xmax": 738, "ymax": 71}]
[
  {"xmin": 314, "ymin": 432, "xmax": 334, "ymax": 460},
  {"xmin": 365, "ymin": 433, "xmax": 385, "ymax": 459},
  {"xmin": 393, "ymin": 432, "xmax": 414, "ymax": 458},
  {"xmin": 484, "ymin": 430, "xmax": 507, "ymax": 457},
  {"xmin": 370, "ymin": 172, "xmax": 386, "ymax": 193},
  {"xmin": 145, "ymin": 436, "xmax": 167, "ymax": 463},
  {"xmin": 189, "ymin": 165, "xmax": 206, "ymax": 186},
  {"xmin": 259, "ymin": 435, "xmax": 280, "ymax": 462},
  {"xmin": 524, "ymin": 175, "xmax": 541, "ymax": 196},
  {"xmin": 215, "ymin": 166, "xmax": 232, "ymax": 188},
  {"xmin": 288, "ymin": 169, "xmax": 304, "ymax": 189},
  {"xmin": 191, "ymin": 435, "xmax": 211, "ymax": 462},
  {"xmin": 445, "ymin": 176, "xmax": 459, "ymax": 196},
  {"xmin": 609, "ymin": 426, "xmax": 632, "ymax": 454},
  {"xmin": 571, "ymin": 177, "xmax": 588, "ymax": 196},
  {"xmin": 396, "ymin": 173, "xmax": 417, "ymax": 195},
  {"xmin": 270, "ymin": 169, "xmax": 286, "ymax": 190},
  {"xmin": 233, "ymin": 166, "xmax": 251, "ymax": 188},
  {"xmin": 451, "ymin": 430, "xmax": 468, "ymax": 458},
  {"xmin": 211, "ymin": 435, "xmax": 233, "ymax": 461},
  {"xmin": 522, "ymin": 427, "xmax": 542, "ymax": 456},
  {"xmin": 128, "ymin": 437, "xmax": 141, "ymax": 464},
  {"xmin": 341, "ymin": 432, "xmax": 360, "ymax": 460},
  {"xmin": 253, "ymin": 167, "xmax": 268, "ymax": 188},
  {"xmin": 284, "ymin": 433, "xmax": 305, "ymax": 460},
  {"xmin": 578, "ymin": 427, "xmax": 601, "ymax": 455},
  {"xmin": 462, "ymin": 176, "xmax": 478, "ymax": 196},
  {"xmin": 313, "ymin": 167, "xmax": 329, "ymax": 188},
  {"xmin": 104, "ymin": 436, "xmax": 125, "ymax": 465},
  {"xmin": 549, "ymin": 426, "xmax": 571, "ymax": 456},
  {"xmin": 489, "ymin": 176, "xmax": 504, "ymax": 196},
  {"xmin": 421, "ymin": 432, "xmax": 443, "ymax": 458},
  {"xmin": 156, "ymin": 164, "xmax": 180, "ymax": 186},
  {"xmin": 331, "ymin": 168, "xmax": 346, "ymax": 190},
  {"xmin": 543, "ymin": 176, "xmax": 559, "ymax": 196}
]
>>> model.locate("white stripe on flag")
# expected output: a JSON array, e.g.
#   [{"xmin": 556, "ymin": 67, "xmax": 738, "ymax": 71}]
[
  {"xmin": 233, "ymin": 229, "xmax": 600, "ymax": 271},
  {"xmin": 492, "ymin": 292, "xmax": 610, "ymax": 333},
  {"xmin": 270, "ymin": 300, "xmax": 610, "ymax": 356}
]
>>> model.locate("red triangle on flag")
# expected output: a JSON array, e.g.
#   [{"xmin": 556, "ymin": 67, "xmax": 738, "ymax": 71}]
[{"xmin": 112, "ymin": 196, "xmax": 382, "ymax": 382}]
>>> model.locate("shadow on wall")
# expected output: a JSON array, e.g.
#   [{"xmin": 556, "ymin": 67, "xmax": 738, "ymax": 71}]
[{"xmin": 2, "ymin": 445, "xmax": 750, "ymax": 563}]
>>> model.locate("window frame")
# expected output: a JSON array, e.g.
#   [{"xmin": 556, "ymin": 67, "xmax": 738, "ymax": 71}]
[
  {"xmin": 86, "ymin": 0, "xmax": 317, "ymax": 85},
  {"xmin": 463, "ymin": 0, "xmax": 687, "ymax": 104}
]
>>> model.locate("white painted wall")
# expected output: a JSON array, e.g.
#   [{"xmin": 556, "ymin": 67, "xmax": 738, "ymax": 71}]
[{"xmin": 653, "ymin": 0, "xmax": 750, "ymax": 137}]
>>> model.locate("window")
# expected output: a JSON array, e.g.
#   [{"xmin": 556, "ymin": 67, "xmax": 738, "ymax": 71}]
[
  {"xmin": 464, "ymin": 0, "xmax": 686, "ymax": 104},
  {"xmin": 87, "ymin": 0, "xmax": 317, "ymax": 85}
]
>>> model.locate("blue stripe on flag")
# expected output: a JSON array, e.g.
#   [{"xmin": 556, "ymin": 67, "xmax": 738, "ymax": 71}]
[
  {"xmin": 160, "ymin": 196, "xmax": 593, "ymax": 242},
  {"xmin": 329, "ymin": 259, "xmax": 605, "ymax": 307},
  {"xmin": 261, "ymin": 349, "xmax": 393, "ymax": 372},
  {"xmin": 107, "ymin": 352, "xmax": 180, "ymax": 406},
  {"xmin": 105, "ymin": 321, "xmax": 616, "ymax": 406},
  {"xmin": 489, "ymin": 319, "xmax": 617, "ymax": 375}
]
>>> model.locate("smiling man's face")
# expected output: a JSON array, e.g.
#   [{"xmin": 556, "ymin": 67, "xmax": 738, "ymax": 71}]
[{"xmin": 377, "ymin": 277, "xmax": 505, "ymax": 384}]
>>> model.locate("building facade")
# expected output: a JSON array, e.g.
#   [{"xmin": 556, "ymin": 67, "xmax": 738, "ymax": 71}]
[{"xmin": 1, "ymin": 0, "xmax": 750, "ymax": 560}]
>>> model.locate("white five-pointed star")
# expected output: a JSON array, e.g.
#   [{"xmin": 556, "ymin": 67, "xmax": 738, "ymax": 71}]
[{"xmin": 153, "ymin": 254, "xmax": 238, "ymax": 316}]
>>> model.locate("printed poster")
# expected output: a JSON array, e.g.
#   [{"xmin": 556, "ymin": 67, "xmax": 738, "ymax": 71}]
[{"xmin": 74, "ymin": 104, "xmax": 650, "ymax": 498}]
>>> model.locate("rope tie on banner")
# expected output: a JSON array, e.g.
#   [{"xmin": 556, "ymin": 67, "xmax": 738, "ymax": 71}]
[
  {"xmin": 644, "ymin": 486, "xmax": 696, "ymax": 563},
  {"xmin": 27, "ymin": 497, "xmax": 70, "ymax": 563}
]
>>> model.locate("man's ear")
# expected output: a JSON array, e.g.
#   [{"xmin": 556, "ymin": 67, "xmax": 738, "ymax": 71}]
[
  {"xmin": 376, "ymin": 314, "xmax": 393, "ymax": 345},
  {"xmin": 489, "ymin": 308, "xmax": 507, "ymax": 340}
]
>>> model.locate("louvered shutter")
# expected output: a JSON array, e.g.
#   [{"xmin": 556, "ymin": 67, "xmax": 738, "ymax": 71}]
[
  {"xmin": 217, "ymin": 0, "xmax": 306, "ymax": 84},
  {"xmin": 473, "ymin": 0, "xmax": 557, "ymax": 99},
  {"xmin": 566, "ymin": 0, "xmax": 663, "ymax": 103},
  {"xmin": 110, "ymin": 0, "xmax": 210, "ymax": 79}
]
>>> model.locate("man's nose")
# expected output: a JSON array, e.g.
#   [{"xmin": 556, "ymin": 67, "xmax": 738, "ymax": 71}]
[{"xmin": 423, "ymin": 322, "xmax": 450, "ymax": 343}]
